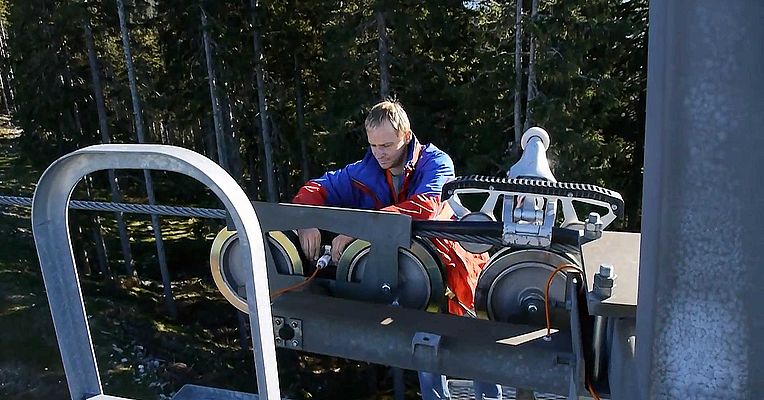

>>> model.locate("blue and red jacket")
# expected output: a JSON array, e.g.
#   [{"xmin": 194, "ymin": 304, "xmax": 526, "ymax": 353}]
[{"xmin": 293, "ymin": 136, "xmax": 488, "ymax": 315}]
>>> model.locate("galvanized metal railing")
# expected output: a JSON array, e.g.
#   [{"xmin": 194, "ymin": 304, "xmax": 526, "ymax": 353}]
[{"xmin": 31, "ymin": 144, "xmax": 282, "ymax": 400}]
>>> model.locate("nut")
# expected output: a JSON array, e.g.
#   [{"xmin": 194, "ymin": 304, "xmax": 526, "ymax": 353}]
[
  {"xmin": 598, "ymin": 264, "xmax": 614, "ymax": 279},
  {"xmin": 587, "ymin": 212, "xmax": 601, "ymax": 224}
]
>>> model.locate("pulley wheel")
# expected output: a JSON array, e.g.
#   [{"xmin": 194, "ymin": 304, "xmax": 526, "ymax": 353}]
[
  {"xmin": 210, "ymin": 228, "xmax": 304, "ymax": 312},
  {"xmin": 474, "ymin": 247, "xmax": 578, "ymax": 327},
  {"xmin": 337, "ymin": 237, "xmax": 446, "ymax": 312},
  {"xmin": 459, "ymin": 212, "xmax": 495, "ymax": 254}
]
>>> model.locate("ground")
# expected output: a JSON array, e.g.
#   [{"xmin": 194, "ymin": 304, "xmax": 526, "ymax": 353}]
[{"xmin": 0, "ymin": 118, "xmax": 416, "ymax": 399}]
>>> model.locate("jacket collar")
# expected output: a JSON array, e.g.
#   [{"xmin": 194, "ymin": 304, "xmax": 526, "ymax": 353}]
[{"xmin": 403, "ymin": 134, "xmax": 424, "ymax": 174}]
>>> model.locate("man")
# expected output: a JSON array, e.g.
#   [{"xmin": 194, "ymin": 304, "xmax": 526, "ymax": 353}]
[
  {"xmin": 292, "ymin": 99, "xmax": 487, "ymax": 316},
  {"xmin": 293, "ymin": 100, "xmax": 500, "ymax": 399}
]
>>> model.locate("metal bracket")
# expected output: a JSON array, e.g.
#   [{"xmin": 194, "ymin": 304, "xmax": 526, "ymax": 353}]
[
  {"xmin": 566, "ymin": 274, "xmax": 586, "ymax": 399},
  {"xmin": 273, "ymin": 316, "xmax": 303, "ymax": 350},
  {"xmin": 411, "ymin": 332, "xmax": 442, "ymax": 359},
  {"xmin": 501, "ymin": 195, "xmax": 556, "ymax": 248}
]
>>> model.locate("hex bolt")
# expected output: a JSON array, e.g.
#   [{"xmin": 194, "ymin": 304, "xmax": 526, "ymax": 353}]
[
  {"xmin": 290, "ymin": 321, "xmax": 299, "ymax": 329},
  {"xmin": 587, "ymin": 212, "xmax": 601, "ymax": 224},
  {"xmin": 275, "ymin": 338, "xmax": 282, "ymax": 345},
  {"xmin": 291, "ymin": 340, "xmax": 299, "ymax": 347},
  {"xmin": 381, "ymin": 283, "xmax": 391, "ymax": 293},
  {"xmin": 598, "ymin": 264, "xmax": 614, "ymax": 279},
  {"xmin": 274, "ymin": 319, "xmax": 282, "ymax": 326},
  {"xmin": 584, "ymin": 212, "xmax": 603, "ymax": 240},
  {"xmin": 593, "ymin": 264, "xmax": 615, "ymax": 299}
]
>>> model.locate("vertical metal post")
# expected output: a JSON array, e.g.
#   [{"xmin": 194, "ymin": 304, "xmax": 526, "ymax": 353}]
[{"xmin": 638, "ymin": 1, "xmax": 764, "ymax": 399}]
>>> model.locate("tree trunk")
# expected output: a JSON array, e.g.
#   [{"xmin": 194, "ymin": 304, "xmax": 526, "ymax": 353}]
[
  {"xmin": 248, "ymin": 152, "xmax": 259, "ymax": 198},
  {"xmin": 0, "ymin": 20, "xmax": 15, "ymax": 111},
  {"xmin": 201, "ymin": 8, "xmax": 229, "ymax": 173},
  {"xmin": 513, "ymin": 0, "xmax": 524, "ymax": 157},
  {"xmin": 84, "ymin": 18, "xmax": 135, "ymax": 277},
  {"xmin": 61, "ymin": 34, "xmax": 111, "ymax": 278},
  {"xmin": 116, "ymin": 0, "xmax": 176, "ymax": 318},
  {"xmin": 220, "ymin": 62, "xmax": 243, "ymax": 183},
  {"xmin": 523, "ymin": 0, "xmax": 538, "ymax": 132},
  {"xmin": 84, "ymin": 175, "xmax": 111, "ymax": 279},
  {"xmin": 250, "ymin": 0, "xmax": 278, "ymax": 202},
  {"xmin": 376, "ymin": 9, "xmax": 390, "ymax": 99},
  {"xmin": 0, "ymin": 70, "xmax": 10, "ymax": 115},
  {"xmin": 294, "ymin": 54, "xmax": 309, "ymax": 182},
  {"xmin": 75, "ymin": 223, "xmax": 93, "ymax": 276}
]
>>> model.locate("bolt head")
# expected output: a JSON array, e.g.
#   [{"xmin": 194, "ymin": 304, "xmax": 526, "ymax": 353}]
[
  {"xmin": 290, "ymin": 321, "xmax": 299, "ymax": 329},
  {"xmin": 381, "ymin": 283, "xmax": 391, "ymax": 292},
  {"xmin": 274, "ymin": 319, "xmax": 282, "ymax": 326},
  {"xmin": 275, "ymin": 338, "xmax": 282, "ymax": 344},
  {"xmin": 527, "ymin": 304, "xmax": 538, "ymax": 313},
  {"xmin": 291, "ymin": 340, "xmax": 299, "ymax": 347},
  {"xmin": 598, "ymin": 264, "xmax": 614, "ymax": 278}
]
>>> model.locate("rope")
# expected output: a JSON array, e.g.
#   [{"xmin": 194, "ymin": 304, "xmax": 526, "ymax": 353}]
[
  {"xmin": 0, "ymin": 194, "xmax": 507, "ymax": 244},
  {"xmin": 0, "ymin": 194, "xmax": 227, "ymax": 219},
  {"xmin": 412, "ymin": 229, "xmax": 505, "ymax": 246}
]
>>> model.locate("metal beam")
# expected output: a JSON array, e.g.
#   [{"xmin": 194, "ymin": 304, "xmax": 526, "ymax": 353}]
[
  {"xmin": 638, "ymin": 1, "xmax": 764, "ymax": 398},
  {"xmin": 271, "ymin": 292, "xmax": 575, "ymax": 396}
]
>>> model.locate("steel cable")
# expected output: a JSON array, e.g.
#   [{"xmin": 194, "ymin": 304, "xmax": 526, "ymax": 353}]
[
  {"xmin": 0, "ymin": 194, "xmax": 226, "ymax": 219},
  {"xmin": 0, "ymin": 194, "xmax": 506, "ymax": 243}
]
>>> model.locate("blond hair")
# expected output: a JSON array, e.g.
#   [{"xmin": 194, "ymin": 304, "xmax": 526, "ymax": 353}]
[{"xmin": 365, "ymin": 100, "xmax": 411, "ymax": 137}]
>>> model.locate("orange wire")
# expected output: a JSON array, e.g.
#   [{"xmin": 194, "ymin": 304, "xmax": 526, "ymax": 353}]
[
  {"xmin": 544, "ymin": 263, "xmax": 582, "ymax": 337},
  {"xmin": 544, "ymin": 262, "xmax": 601, "ymax": 400},
  {"xmin": 270, "ymin": 265, "xmax": 321, "ymax": 301},
  {"xmin": 586, "ymin": 379, "xmax": 601, "ymax": 400}
]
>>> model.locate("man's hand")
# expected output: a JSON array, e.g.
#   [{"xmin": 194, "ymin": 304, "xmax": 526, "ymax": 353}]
[
  {"xmin": 297, "ymin": 228, "xmax": 321, "ymax": 260},
  {"xmin": 331, "ymin": 234, "xmax": 355, "ymax": 263}
]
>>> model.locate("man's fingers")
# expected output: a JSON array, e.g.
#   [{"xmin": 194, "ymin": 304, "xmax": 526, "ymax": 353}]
[
  {"xmin": 311, "ymin": 235, "xmax": 320, "ymax": 260},
  {"xmin": 331, "ymin": 235, "xmax": 352, "ymax": 263},
  {"xmin": 299, "ymin": 234, "xmax": 309, "ymax": 258},
  {"xmin": 298, "ymin": 229, "xmax": 320, "ymax": 260}
]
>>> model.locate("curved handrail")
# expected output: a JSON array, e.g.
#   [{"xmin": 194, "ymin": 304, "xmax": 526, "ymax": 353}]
[{"xmin": 31, "ymin": 144, "xmax": 280, "ymax": 400}]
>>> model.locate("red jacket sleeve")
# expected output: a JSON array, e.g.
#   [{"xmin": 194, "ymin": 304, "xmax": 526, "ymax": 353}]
[
  {"xmin": 380, "ymin": 193, "xmax": 448, "ymax": 221},
  {"xmin": 292, "ymin": 181, "xmax": 328, "ymax": 206}
]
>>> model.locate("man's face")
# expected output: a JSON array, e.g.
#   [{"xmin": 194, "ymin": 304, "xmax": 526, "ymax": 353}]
[{"xmin": 366, "ymin": 120, "xmax": 410, "ymax": 171}]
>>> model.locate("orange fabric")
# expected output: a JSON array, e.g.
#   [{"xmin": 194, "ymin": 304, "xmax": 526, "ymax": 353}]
[{"xmin": 382, "ymin": 195, "xmax": 489, "ymax": 315}]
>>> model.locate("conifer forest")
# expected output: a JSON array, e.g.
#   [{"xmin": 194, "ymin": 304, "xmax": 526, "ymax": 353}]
[{"xmin": 0, "ymin": 1, "xmax": 648, "ymax": 399}]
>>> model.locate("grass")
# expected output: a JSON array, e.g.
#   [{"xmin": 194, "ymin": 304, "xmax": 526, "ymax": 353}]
[{"xmin": 0, "ymin": 118, "xmax": 418, "ymax": 399}]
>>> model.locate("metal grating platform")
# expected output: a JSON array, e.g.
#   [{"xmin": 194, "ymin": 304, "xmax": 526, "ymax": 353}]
[{"xmin": 445, "ymin": 379, "xmax": 567, "ymax": 400}]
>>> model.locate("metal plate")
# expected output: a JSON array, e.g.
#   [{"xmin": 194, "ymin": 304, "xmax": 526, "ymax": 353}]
[
  {"xmin": 445, "ymin": 380, "xmax": 567, "ymax": 400},
  {"xmin": 211, "ymin": 228, "xmax": 304, "ymax": 313},
  {"xmin": 338, "ymin": 238, "xmax": 446, "ymax": 312},
  {"xmin": 475, "ymin": 248, "xmax": 579, "ymax": 326},
  {"xmin": 580, "ymin": 231, "xmax": 640, "ymax": 317}
]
